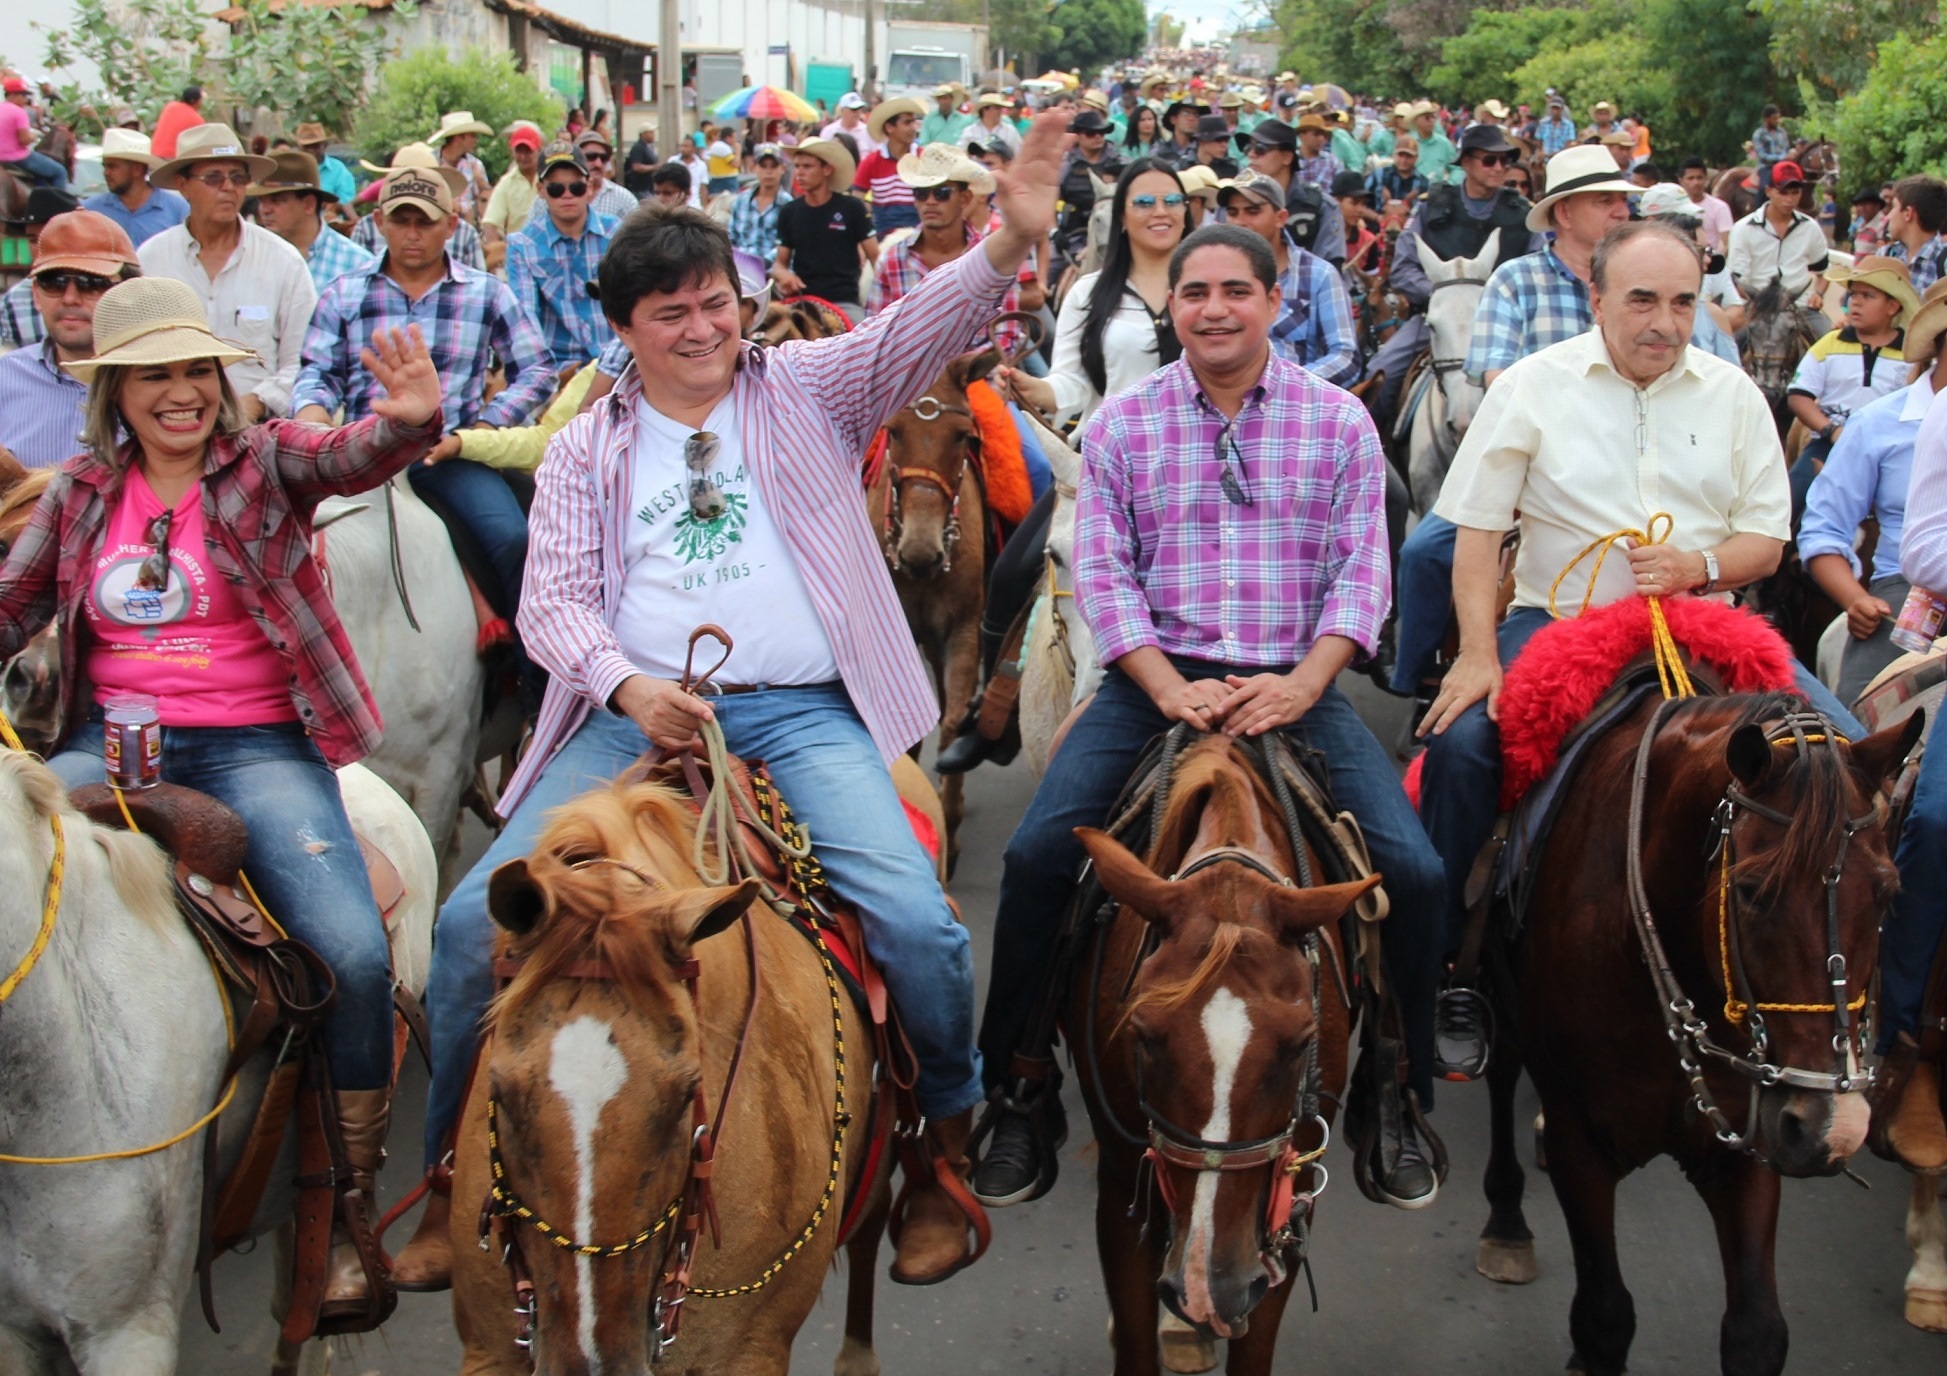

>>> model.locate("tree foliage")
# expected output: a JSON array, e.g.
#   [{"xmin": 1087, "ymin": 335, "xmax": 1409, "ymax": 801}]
[
  {"xmin": 36, "ymin": 0, "xmax": 214, "ymax": 133},
  {"xmin": 1754, "ymin": 0, "xmax": 1938, "ymax": 103},
  {"xmin": 1045, "ymin": 0, "xmax": 1149, "ymax": 74},
  {"xmin": 356, "ymin": 47, "xmax": 563, "ymax": 182},
  {"xmin": 1827, "ymin": 28, "xmax": 1947, "ymax": 191}
]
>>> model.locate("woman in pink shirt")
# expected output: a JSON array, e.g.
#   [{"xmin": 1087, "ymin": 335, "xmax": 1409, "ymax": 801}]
[{"xmin": 0, "ymin": 276, "xmax": 441, "ymax": 1321}]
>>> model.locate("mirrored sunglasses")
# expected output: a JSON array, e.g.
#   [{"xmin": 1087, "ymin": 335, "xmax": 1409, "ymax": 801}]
[
  {"xmin": 1128, "ymin": 193, "xmax": 1187, "ymax": 210},
  {"xmin": 686, "ymin": 432, "xmax": 725, "ymax": 521}
]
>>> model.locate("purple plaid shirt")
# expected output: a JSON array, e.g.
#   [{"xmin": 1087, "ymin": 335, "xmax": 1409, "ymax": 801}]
[
  {"xmin": 865, "ymin": 222, "xmax": 1022, "ymax": 353},
  {"xmin": 1076, "ymin": 354, "xmax": 1390, "ymax": 667}
]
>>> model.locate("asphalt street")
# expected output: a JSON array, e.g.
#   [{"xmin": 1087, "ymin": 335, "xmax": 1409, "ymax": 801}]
[{"xmin": 180, "ymin": 678, "xmax": 1943, "ymax": 1373}]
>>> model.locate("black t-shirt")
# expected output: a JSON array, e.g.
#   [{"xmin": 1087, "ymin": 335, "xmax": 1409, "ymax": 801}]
[{"xmin": 777, "ymin": 193, "xmax": 874, "ymax": 304}]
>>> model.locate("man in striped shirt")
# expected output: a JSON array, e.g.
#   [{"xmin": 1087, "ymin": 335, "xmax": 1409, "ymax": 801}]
[{"xmin": 392, "ymin": 113, "xmax": 1073, "ymax": 1294}]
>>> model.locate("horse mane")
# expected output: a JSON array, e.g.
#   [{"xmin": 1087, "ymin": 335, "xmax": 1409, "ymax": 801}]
[
  {"xmin": 0, "ymin": 750, "xmax": 174, "ymax": 930},
  {"xmin": 0, "ymin": 468, "xmax": 52, "ymax": 535},
  {"xmin": 489, "ymin": 779, "xmax": 712, "ymax": 1023}
]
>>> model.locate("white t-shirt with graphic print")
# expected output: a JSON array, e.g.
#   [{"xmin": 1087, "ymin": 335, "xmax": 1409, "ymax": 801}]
[{"xmin": 612, "ymin": 393, "xmax": 841, "ymax": 686}]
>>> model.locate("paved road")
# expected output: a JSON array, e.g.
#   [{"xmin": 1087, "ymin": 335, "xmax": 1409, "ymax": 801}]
[{"xmin": 181, "ymin": 680, "xmax": 1942, "ymax": 1373}]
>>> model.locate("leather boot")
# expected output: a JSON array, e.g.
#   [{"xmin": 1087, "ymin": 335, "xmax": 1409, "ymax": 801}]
[
  {"xmin": 890, "ymin": 1109, "xmax": 988, "ymax": 1286},
  {"xmin": 319, "ymin": 1089, "xmax": 391, "ymax": 1319},
  {"xmin": 1873, "ymin": 1034, "xmax": 1947, "ymax": 1172},
  {"xmin": 387, "ymin": 1172, "xmax": 454, "ymax": 1292}
]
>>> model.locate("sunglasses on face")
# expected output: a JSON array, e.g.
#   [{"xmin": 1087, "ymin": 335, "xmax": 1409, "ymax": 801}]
[
  {"xmin": 136, "ymin": 510, "xmax": 174, "ymax": 593},
  {"xmin": 188, "ymin": 168, "xmax": 253, "ymax": 189},
  {"xmin": 686, "ymin": 432, "xmax": 725, "ymax": 521},
  {"xmin": 1128, "ymin": 193, "xmax": 1187, "ymax": 210},
  {"xmin": 33, "ymin": 269, "xmax": 115, "ymax": 295},
  {"xmin": 1249, "ymin": 140, "xmax": 1280, "ymax": 155},
  {"xmin": 912, "ymin": 184, "xmax": 963, "ymax": 202},
  {"xmin": 582, "ymin": 151, "xmax": 610, "ymax": 164},
  {"xmin": 544, "ymin": 179, "xmax": 589, "ymax": 199},
  {"xmin": 1472, "ymin": 152, "xmax": 1518, "ymax": 168}
]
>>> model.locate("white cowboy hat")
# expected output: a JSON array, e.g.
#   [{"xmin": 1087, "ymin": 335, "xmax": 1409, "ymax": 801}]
[
  {"xmin": 867, "ymin": 96, "xmax": 928, "ymax": 144},
  {"xmin": 98, "ymin": 127, "xmax": 159, "ymax": 168},
  {"xmin": 428, "ymin": 111, "xmax": 494, "ymax": 145},
  {"xmin": 1525, "ymin": 144, "xmax": 1639, "ymax": 231},
  {"xmin": 790, "ymin": 138, "xmax": 857, "ymax": 193},
  {"xmin": 357, "ymin": 141, "xmax": 468, "ymax": 196},
  {"xmin": 898, "ymin": 142, "xmax": 995, "ymax": 196},
  {"xmin": 150, "ymin": 123, "xmax": 278, "ymax": 190},
  {"xmin": 64, "ymin": 277, "xmax": 258, "ymax": 383}
]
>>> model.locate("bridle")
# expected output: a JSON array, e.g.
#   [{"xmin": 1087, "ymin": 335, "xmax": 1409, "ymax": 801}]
[
  {"xmin": 879, "ymin": 391, "xmax": 979, "ymax": 575},
  {"xmin": 1425, "ymin": 275, "xmax": 1487, "ymax": 442},
  {"xmin": 1624, "ymin": 702, "xmax": 1881, "ymax": 1164}
]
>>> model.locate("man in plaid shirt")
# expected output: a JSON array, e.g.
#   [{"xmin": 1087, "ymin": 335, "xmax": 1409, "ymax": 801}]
[
  {"xmin": 506, "ymin": 142, "xmax": 619, "ymax": 369},
  {"xmin": 248, "ymin": 151, "xmax": 375, "ymax": 297},
  {"xmin": 726, "ymin": 143, "xmax": 793, "ymax": 264},
  {"xmin": 1219, "ymin": 172, "xmax": 1361, "ymax": 387},
  {"xmin": 1294, "ymin": 112, "xmax": 1345, "ymax": 190},
  {"xmin": 1884, "ymin": 175, "xmax": 1947, "ymax": 294},
  {"xmin": 973, "ymin": 222, "xmax": 1446, "ymax": 1216},
  {"xmin": 866, "ymin": 143, "xmax": 1021, "ymax": 353}
]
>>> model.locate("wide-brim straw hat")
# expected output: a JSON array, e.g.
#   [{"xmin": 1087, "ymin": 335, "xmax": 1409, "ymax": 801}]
[
  {"xmin": 358, "ymin": 141, "xmax": 469, "ymax": 196},
  {"xmin": 1175, "ymin": 163, "xmax": 1223, "ymax": 203},
  {"xmin": 98, "ymin": 127, "xmax": 159, "ymax": 168},
  {"xmin": 246, "ymin": 149, "xmax": 328, "ymax": 201},
  {"xmin": 1903, "ymin": 279, "xmax": 1947, "ymax": 364},
  {"xmin": 1476, "ymin": 98, "xmax": 1510, "ymax": 121},
  {"xmin": 1828, "ymin": 254, "xmax": 1922, "ymax": 327},
  {"xmin": 868, "ymin": 97, "xmax": 928, "ymax": 144},
  {"xmin": 1525, "ymin": 144, "xmax": 1639, "ymax": 231},
  {"xmin": 151, "ymin": 123, "xmax": 277, "ymax": 190},
  {"xmin": 63, "ymin": 277, "xmax": 259, "ymax": 383},
  {"xmin": 429, "ymin": 110, "xmax": 494, "ymax": 145},
  {"xmin": 898, "ymin": 142, "xmax": 994, "ymax": 196},
  {"xmin": 791, "ymin": 138, "xmax": 857, "ymax": 192}
]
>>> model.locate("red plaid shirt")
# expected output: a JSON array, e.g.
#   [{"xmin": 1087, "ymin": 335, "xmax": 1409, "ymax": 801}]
[
  {"xmin": 866, "ymin": 223, "xmax": 1024, "ymax": 355},
  {"xmin": 0, "ymin": 412, "xmax": 440, "ymax": 766}
]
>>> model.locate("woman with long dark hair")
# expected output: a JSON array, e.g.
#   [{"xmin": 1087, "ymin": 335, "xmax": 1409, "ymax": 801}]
[
  {"xmin": 1120, "ymin": 106, "xmax": 1162, "ymax": 160},
  {"xmin": 937, "ymin": 158, "xmax": 1190, "ymax": 774}
]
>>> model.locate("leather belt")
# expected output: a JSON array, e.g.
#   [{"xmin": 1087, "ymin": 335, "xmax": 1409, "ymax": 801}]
[{"xmin": 694, "ymin": 682, "xmax": 762, "ymax": 696}]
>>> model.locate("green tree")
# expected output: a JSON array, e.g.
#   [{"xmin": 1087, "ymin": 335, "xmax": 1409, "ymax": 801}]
[
  {"xmin": 1828, "ymin": 28, "xmax": 1947, "ymax": 191},
  {"xmin": 357, "ymin": 47, "xmax": 563, "ymax": 182},
  {"xmin": 222, "ymin": 0, "xmax": 416, "ymax": 136},
  {"xmin": 1640, "ymin": 0, "xmax": 1781, "ymax": 165},
  {"xmin": 1425, "ymin": 5, "xmax": 1595, "ymax": 106},
  {"xmin": 36, "ymin": 0, "xmax": 214, "ymax": 133},
  {"xmin": 1754, "ymin": 0, "xmax": 1938, "ymax": 103},
  {"xmin": 1277, "ymin": 0, "xmax": 1416, "ymax": 96},
  {"xmin": 1045, "ymin": 0, "xmax": 1147, "ymax": 73},
  {"xmin": 988, "ymin": 0, "xmax": 1063, "ymax": 71}
]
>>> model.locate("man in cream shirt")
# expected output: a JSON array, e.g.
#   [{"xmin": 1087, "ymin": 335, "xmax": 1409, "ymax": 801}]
[{"xmin": 1411, "ymin": 218, "xmax": 1862, "ymax": 1076}]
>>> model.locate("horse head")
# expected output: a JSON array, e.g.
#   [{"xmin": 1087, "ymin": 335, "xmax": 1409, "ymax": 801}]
[
  {"xmin": 754, "ymin": 297, "xmax": 848, "ymax": 347},
  {"xmin": 480, "ymin": 780, "xmax": 762, "ymax": 1371},
  {"xmin": 1739, "ymin": 277, "xmax": 1819, "ymax": 408},
  {"xmin": 1417, "ymin": 229, "xmax": 1497, "ymax": 439},
  {"xmin": 1078, "ymin": 169, "xmax": 1119, "ymax": 276},
  {"xmin": 1080, "ymin": 737, "xmax": 1377, "ymax": 1339},
  {"xmin": 0, "ymin": 465, "xmax": 62, "ymax": 754},
  {"xmin": 1652, "ymin": 698, "xmax": 1921, "ymax": 1176}
]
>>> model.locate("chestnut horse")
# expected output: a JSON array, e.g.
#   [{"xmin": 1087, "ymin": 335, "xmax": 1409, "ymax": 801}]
[
  {"xmin": 449, "ymin": 773, "xmax": 887, "ymax": 1376},
  {"xmin": 1072, "ymin": 734, "xmax": 1379, "ymax": 1376},
  {"xmin": 1473, "ymin": 694, "xmax": 1920, "ymax": 1376}
]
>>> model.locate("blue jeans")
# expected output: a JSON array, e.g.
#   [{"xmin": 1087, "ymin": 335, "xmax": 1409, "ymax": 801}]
[
  {"xmin": 407, "ymin": 458, "xmax": 528, "ymax": 618},
  {"xmin": 980, "ymin": 659, "xmax": 1448, "ymax": 1106},
  {"xmin": 1418, "ymin": 607, "xmax": 1869, "ymax": 957},
  {"xmin": 421, "ymin": 686, "xmax": 980, "ymax": 1168},
  {"xmin": 1389, "ymin": 513, "xmax": 1456, "ymax": 694},
  {"xmin": 48, "ymin": 721, "xmax": 392, "ymax": 1089},
  {"xmin": 1789, "ymin": 438, "xmax": 1832, "ymax": 526},
  {"xmin": 1879, "ymin": 726, "xmax": 1947, "ymax": 1051},
  {"xmin": 2, "ymin": 150, "xmax": 69, "ymax": 190}
]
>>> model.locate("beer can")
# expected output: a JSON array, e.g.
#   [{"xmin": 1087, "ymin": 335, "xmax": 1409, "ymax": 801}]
[
  {"xmin": 1890, "ymin": 585, "xmax": 1947, "ymax": 656},
  {"xmin": 103, "ymin": 693, "xmax": 161, "ymax": 790}
]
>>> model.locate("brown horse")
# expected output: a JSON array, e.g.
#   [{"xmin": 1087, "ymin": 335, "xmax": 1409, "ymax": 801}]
[
  {"xmin": 449, "ymin": 777, "xmax": 888, "ymax": 1376},
  {"xmin": 754, "ymin": 295, "xmax": 851, "ymax": 345},
  {"xmin": 1072, "ymin": 734, "xmax": 1378, "ymax": 1376},
  {"xmin": 1474, "ymin": 694, "xmax": 1920, "ymax": 1376}
]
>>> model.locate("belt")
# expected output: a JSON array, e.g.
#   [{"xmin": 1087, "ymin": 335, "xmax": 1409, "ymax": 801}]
[{"xmin": 694, "ymin": 682, "xmax": 763, "ymax": 696}]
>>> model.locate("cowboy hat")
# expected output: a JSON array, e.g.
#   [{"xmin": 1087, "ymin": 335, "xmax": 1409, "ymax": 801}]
[
  {"xmin": 246, "ymin": 150, "xmax": 330, "ymax": 201},
  {"xmin": 1825, "ymin": 254, "xmax": 1921, "ymax": 325},
  {"xmin": 1175, "ymin": 163, "xmax": 1223, "ymax": 203},
  {"xmin": 1161, "ymin": 96, "xmax": 1209, "ymax": 125},
  {"xmin": 1217, "ymin": 91, "xmax": 1245, "ymax": 109},
  {"xmin": 1476, "ymin": 98, "xmax": 1510, "ymax": 121},
  {"xmin": 791, "ymin": 137, "xmax": 857, "ymax": 192},
  {"xmin": 1590, "ymin": 100, "xmax": 1616, "ymax": 118},
  {"xmin": 357, "ymin": 141, "xmax": 469, "ymax": 196},
  {"xmin": 1409, "ymin": 100, "xmax": 1441, "ymax": 119},
  {"xmin": 30, "ymin": 210, "xmax": 139, "ymax": 279},
  {"xmin": 1391, "ymin": 101, "xmax": 1416, "ymax": 121},
  {"xmin": 428, "ymin": 110, "xmax": 494, "ymax": 145},
  {"xmin": 97, "ymin": 127, "xmax": 159, "ymax": 168},
  {"xmin": 974, "ymin": 92, "xmax": 1011, "ymax": 111},
  {"xmin": 150, "ymin": 123, "xmax": 277, "ymax": 190},
  {"xmin": 1458, "ymin": 123, "xmax": 1517, "ymax": 158},
  {"xmin": 1080, "ymin": 89, "xmax": 1109, "ymax": 113},
  {"xmin": 1525, "ymin": 144, "xmax": 1638, "ymax": 231},
  {"xmin": 1902, "ymin": 278, "xmax": 1947, "ymax": 364},
  {"xmin": 1238, "ymin": 119, "xmax": 1296, "ymax": 151},
  {"xmin": 63, "ymin": 276, "xmax": 258, "ymax": 383},
  {"xmin": 867, "ymin": 96, "xmax": 927, "ymax": 144},
  {"xmin": 292, "ymin": 122, "xmax": 331, "ymax": 146},
  {"xmin": 1296, "ymin": 112, "xmax": 1331, "ymax": 133},
  {"xmin": 1068, "ymin": 109, "xmax": 1111, "ymax": 135},
  {"xmin": 1194, "ymin": 113, "xmax": 1232, "ymax": 142},
  {"xmin": 898, "ymin": 142, "xmax": 994, "ymax": 195},
  {"xmin": 1138, "ymin": 72, "xmax": 1171, "ymax": 100}
]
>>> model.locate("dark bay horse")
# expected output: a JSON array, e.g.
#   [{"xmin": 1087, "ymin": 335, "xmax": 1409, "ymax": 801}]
[
  {"xmin": 1475, "ymin": 694, "xmax": 1920, "ymax": 1376},
  {"xmin": 1072, "ymin": 734, "xmax": 1378, "ymax": 1376}
]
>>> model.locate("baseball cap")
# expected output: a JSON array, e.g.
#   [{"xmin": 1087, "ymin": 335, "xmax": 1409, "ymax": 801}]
[
  {"xmin": 540, "ymin": 141, "xmax": 590, "ymax": 177},
  {"xmin": 506, "ymin": 122, "xmax": 544, "ymax": 151},
  {"xmin": 1219, "ymin": 170, "xmax": 1284, "ymax": 211},
  {"xmin": 1331, "ymin": 169, "xmax": 1369, "ymax": 202},
  {"xmin": 1771, "ymin": 160, "xmax": 1806, "ymax": 187},
  {"xmin": 379, "ymin": 165, "xmax": 455, "ymax": 221},
  {"xmin": 753, "ymin": 142, "xmax": 784, "ymax": 162},
  {"xmin": 30, "ymin": 209, "xmax": 140, "ymax": 278},
  {"xmin": 2, "ymin": 77, "xmax": 29, "ymax": 96},
  {"xmin": 838, "ymin": 92, "xmax": 868, "ymax": 111},
  {"xmin": 1636, "ymin": 182, "xmax": 1696, "ymax": 219}
]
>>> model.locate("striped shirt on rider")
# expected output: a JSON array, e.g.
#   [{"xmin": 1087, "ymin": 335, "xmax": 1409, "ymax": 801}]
[{"xmin": 1075, "ymin": 354, "xmax": 1391, "ymax": 668}]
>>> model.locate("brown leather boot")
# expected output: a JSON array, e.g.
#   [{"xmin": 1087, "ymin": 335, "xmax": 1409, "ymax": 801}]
[
  {"xmin": 388, "ymin": 1176, "xmax": 454, "ymax": 1292},
  {"xmin": 889, "ymin": 1109, "xmax": 990, "ymax": 1286},
  {"xmin": 319, "ymin": 1089, "xmax": 391, "ymax": 1320}
]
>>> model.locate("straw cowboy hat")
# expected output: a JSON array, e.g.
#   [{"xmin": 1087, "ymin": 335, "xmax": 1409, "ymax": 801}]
[
  {"xmin": 150, "ymin": 123, "xmax": 277, "ymax": 190},
  {"xmin": 1476, "ymin": 98, "xmax": 1510, "ymax": 121},
  {"xmin": 64, "ymin": 277, "xmax": 257, "ymax": 383},
  {"xmin": 791, "ymin": 137, "xmax": 857, "ymax": 192},
  {"xmin": 292, "ymin": 122, "xmax": 332, "ymax": 147},
  {"xmin": 898, "ymin": 142, "xmax": 995, "ymax": 196},
  {"xmin": 974, "ymin": 92, "xmax": 1011, "ymax": 111},
  {"xmin": 428, "ymin": 111, "xmax": 494, "ymax": 145},
  {"xmin": 97, "ymin": 127, "xmax": 159, "ymax": 168},
  {"xmin": 1826, "ymin": 254, "xmax": 1921, "ymax": 326},
  {"xmin": 867, "ymin": 96, "xmax": 928, "ymax": 144},
  {"xmin": 1902, "ymin": 278, "xmax": 1947, "ymax": 364},
  {"xmin": 357, "ymin": 141, "xmax": 468, "ymax": 196},
  {"xmin": 1138, "ymin": 72, "xmax": 1171, "ymax": 100},
  {"xmin": 1175, "ymin": 163, "xmax": 1224, "ymax": 204},
  {"xmin": 1525, "ymin": 144, "xmax": 1638, "ymax": 231},
  {"xmin": 1079, "ymin": 89, "xmax": 1109, "ymax": 113}
]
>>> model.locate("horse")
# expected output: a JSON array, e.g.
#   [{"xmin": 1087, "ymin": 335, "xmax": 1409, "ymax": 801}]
[
  {"xmin": 755, "ymin": 295, "xmax": 852, "ymax": 346},
  {"xmin": 1015, "ymin": 414, "xmax": 1099, "ymax": 777},
  {"xmin": 448, "ymin": 771, "xmax": 888, "ymax": 1375},
  {"xmin": 1400, "ymin": 230, "xmax": 1497, "ymax": 516},
  {"xmin": 1069, "ymin": 733, "xmax": 1379, "ymax": 1376},
  {"xmin": 0, "ymin": 742, "xmax": 436, "ymax": 1376},
  {"xmin": 1471, "ymin": 691, "xmax": 1920, "ymax": 1376},
  {"xmin": 1738, "ymin": 276, "xmax": 1823, "ymax": 430}
]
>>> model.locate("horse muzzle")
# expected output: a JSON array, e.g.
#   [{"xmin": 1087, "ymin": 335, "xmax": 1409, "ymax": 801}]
[
  {"xmin": 1758, "ymin": 1087, "xmax": 1871, "ymax": 1176},
  {"xmin": 1157, "ymin": 1263, "xmax": 1268, "ymax": 1341}
]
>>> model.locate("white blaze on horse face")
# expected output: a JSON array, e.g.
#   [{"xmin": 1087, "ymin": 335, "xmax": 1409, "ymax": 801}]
[
  {"xmin": 549, "ymin": 1016, "xmax": 630, "ymax": 1371},
  {"xmin": 1183, "ymin": 986, "xmax": 1252, "ymax": 1333}
]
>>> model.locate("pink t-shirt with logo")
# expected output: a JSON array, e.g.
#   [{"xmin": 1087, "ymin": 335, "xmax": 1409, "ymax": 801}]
[{"xmin": 85, "ymin": 469, "xmax": 297, "ymax": 726}]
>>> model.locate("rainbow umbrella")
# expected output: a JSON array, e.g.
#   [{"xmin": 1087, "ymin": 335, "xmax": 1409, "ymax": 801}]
[{"xmin": 710, "ymin": 85, "xmax": 821, "ymax": 123}]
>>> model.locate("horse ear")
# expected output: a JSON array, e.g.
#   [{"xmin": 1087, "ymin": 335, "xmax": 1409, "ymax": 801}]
[
  {"xmin": 1847, "ymin": 710, "xmax": 1924, "ymax": 788},
  {"xmin": 1265, "ymin": 876, "xmax": 1381, "ymax": 942},
  {"xmin": 670, "ymin": 878, "xmax": 763, "ymax": 949},
  {"xmin": 488, "ymin": 859, "xmax": 548, "ymax": 936},
  {"xmin": 1075, "ymin": 826, "xmax": 1178, "ymax": 929},
  {"xmin": 962, "ymin": 346, "xmax": 1005, "ymax": 388},
  {"xmin": 1726, "ymin": 723, "xmax": 1773, "ymax": 789}
]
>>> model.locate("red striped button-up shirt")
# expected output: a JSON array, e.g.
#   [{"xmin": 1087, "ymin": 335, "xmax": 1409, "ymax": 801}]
[{"xmin": 506, "ymin": 241, "xmax": 1014, "ymax": 815}]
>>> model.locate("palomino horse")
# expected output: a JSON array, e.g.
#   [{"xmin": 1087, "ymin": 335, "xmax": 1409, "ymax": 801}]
[
  {"xmin": 449, "ymin": 770, "xmax": 888, "ymax": 1375},
  {"xmin": 0, "ymin": 742, "xmax": 435, "ymax": 1375},
  {"xmin": 1401, "ymin": 230, "xmax": 1497, "ymax": 515},
  {"xmin": 1473, "ymin": 692, "xmax": 1918, "ymax": 1376},
  {"xmin": 1071, "ymin": 733, "xmax": 1379, "ymax": 1376}
]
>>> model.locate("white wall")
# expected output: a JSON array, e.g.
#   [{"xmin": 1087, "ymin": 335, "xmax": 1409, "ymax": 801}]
[{"xmin": 538, "ymin": 0, "xmax": 871, "ymax": 96}]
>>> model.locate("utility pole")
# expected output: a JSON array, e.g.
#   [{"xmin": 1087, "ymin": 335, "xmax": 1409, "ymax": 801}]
[
  {"xmin": 659, "ymin": 0, "xmax": 682, "ymax": 159},
  {"xmin": 863, "ymin": 0, "xmax": 877, "ymax": 103}
]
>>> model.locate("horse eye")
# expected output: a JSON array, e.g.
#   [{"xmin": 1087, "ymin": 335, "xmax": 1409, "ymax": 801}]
[{"xmin": 0, "ymin": 539, "xmax": 10, "ymax": 560}]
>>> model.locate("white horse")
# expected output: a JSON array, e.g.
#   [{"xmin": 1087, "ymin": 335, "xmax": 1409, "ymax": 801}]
[
  {"xmin": 1016, "ymin": 414, "xmax": 1100, "ymax": 776},
  {"xmin": 0, "ymin": 746, "xmax": 435, "ymax": 1375},
  {"xmin": 1402, "ymin": 230, "xmax": 1497, "ymax": 514}
]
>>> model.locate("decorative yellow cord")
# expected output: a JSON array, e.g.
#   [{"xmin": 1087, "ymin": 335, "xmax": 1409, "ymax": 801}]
[
  {"xmin": 0, "ymin": 707, "xmax": 62, "ymax": 1006},
  {"xmin": 1716, "ymin": 838, "xmax": 1865, "ymax": 1025},
  {"xmin": 1549, "ymin": 512, "xmax": 1697, "ymax": 700}
]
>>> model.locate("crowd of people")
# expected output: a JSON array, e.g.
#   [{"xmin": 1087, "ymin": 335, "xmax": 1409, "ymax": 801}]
[{"xmin": 0, "ymin": 50, "xmax": 1945, "ymax": 1329}]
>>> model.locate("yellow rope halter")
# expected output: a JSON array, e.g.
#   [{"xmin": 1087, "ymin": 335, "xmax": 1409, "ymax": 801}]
[{"xmin": 1548, "ymin": 511, "xmax": 1697, "ymax": 700}]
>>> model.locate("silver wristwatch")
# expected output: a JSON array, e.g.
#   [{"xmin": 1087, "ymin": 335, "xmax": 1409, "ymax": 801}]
[{"xmin": 1699, "ymin": 547, "xmax": 1720, "ymax": 597}]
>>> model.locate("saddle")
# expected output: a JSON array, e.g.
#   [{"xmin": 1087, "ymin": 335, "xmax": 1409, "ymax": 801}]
[{"xmin": 68, "ymin": 781, "xmax": 416, "ymax": 1344}]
